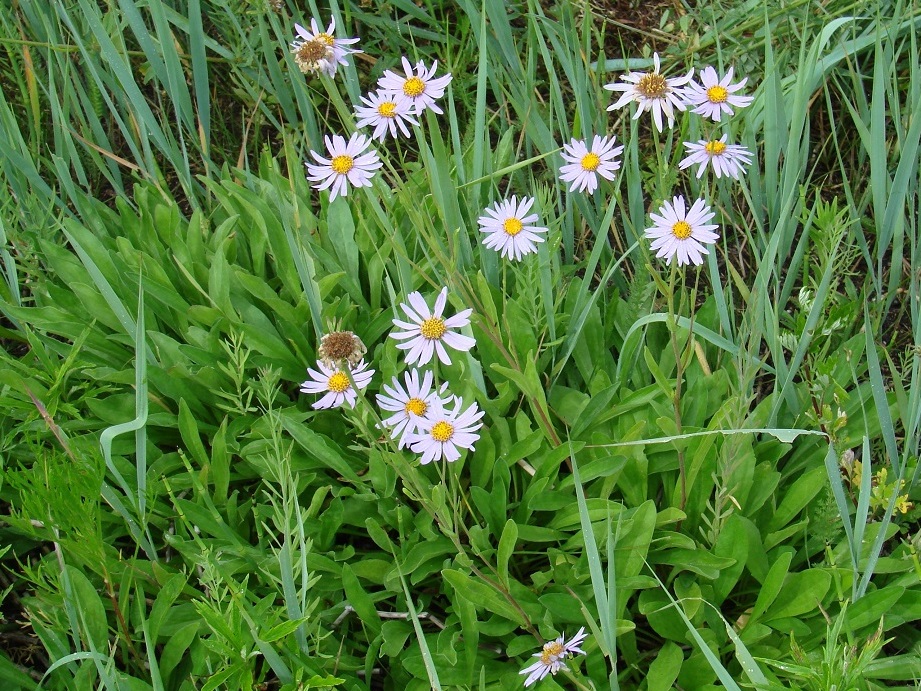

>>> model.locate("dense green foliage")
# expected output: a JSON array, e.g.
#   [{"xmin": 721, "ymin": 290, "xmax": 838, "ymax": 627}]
[{"xmin": 0, "ymin": 0, "xmax": 920, "ymax": 689}]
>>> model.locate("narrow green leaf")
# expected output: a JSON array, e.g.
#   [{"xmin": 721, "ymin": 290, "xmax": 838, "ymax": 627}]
[
  {"xmin": 341, "ymin": 564, "xmax": 382, "ymax": 636},
  {"xmin": 749, "ymin": 551, "xmax": 792, "ymax": 624},
  {"xmin": 261, "ymin": 617, "xmax": 312, "ymax": 643},
  {"xmin": 442, "ymin": 570, "xmax": 526, "ymax": 626},
  {"xmin": 496, "ymin": 519, "xmax": 518, "ymax": 589}
]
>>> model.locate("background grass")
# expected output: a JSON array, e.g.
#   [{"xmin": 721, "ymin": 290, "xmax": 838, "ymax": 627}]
[{"xmin": 1, "ymin": 0, "xmax": 920, "ymax": 689}]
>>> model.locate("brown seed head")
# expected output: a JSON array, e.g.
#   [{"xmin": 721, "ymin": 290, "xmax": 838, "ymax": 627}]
[
  {"xmin": 294, "ymin": 39, "xmax": 331, "ymax": 73},
  {"xmin": 318, "ymin": 331, "xmax": 367, "ymax": 366}
]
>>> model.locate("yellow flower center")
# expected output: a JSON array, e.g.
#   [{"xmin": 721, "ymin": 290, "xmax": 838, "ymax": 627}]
[
  {"xmin": 502, "ymin": 217, "xmax": 523, "ymax": 236},
  {"xmin": 404, "ymin": 398, "xmax": 427, "ymax": 416},
  {"xmin": 540, "ymin": 641, "xmax": 565, "ymax": 665},
  {"xmin": 706, "ymin": 85, "xmax": 728, "ymax": 103},
  {"xmin": 581, "ymin": 152, "xmax": 601, "ymax": 171},
  {"xmin": 672, "ymin": 221, "xmax": 693, "ymax": 240},
  {"xmin": 327, "ymin": 371, "xmax": 350, "ymax": 393},
  {"xmin": 331, "ymin": 155, "xmax": 353, "ymax": 174},
  {"xmin": 430, "ymin": 420, "xmax": 454, "ymax": 443},
  {"xmin": 296, "ymin": 39, "xmax": 329, "ymax": 63},
  {"xmin": 420, "ymin": 317, "xmax": 446, "ymax": 340},
  {"xmin": 403, "ymin": 76, "xmax": 425, "ymax": 97},
  {"xmin": 377, "ymin": 101, "xmax": 397, "ymax": 118},
  {"xmin": 637, "ymin": 73, "xmax": 668, "ymax": 98},
  {"xmin": 317, "ymin": 32, "xmax": 335, "ymax": 46},
  {"xmin": 705, "ymin": 140, "xmax": 727, "ymax": 156}
]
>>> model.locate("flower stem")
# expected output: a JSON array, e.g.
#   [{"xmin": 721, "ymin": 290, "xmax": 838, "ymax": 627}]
[{"xmin": 665, "ymin": 262, "xmax": 687, "ymax": 511}]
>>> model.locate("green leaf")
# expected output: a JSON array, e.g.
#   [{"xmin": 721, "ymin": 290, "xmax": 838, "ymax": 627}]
[
  {"xmin": 207, "ymin": 244, "xmax": 234, "ymax": 316},
  {"xmin": 211, "ymin": 417, "xmax": 230, "ymax": 505},
  {"xmin": 149, "ymin": 572, "xmax": 188, "ymax": 643},
  {"xmin": 497, "ymin": 519, "xmax": 518, "ymax": 588},
  {"xmin": 177, "ymin": 398, "xmax": 210, "ymax": 469},
  {"xmin": 326, "ymin": 198, "xmax": 360, "ymax": 282},
  {"xmin": 766, "ymin": 465, "xmax": 826, "ymax": 532},
  {"xmin": 762, "ymin": 569, "xmax": 832, "ymax": 622},
  {"xmin": 0, "ymin": 651, "xmax": 38, "ymax": 689},
  {"xmin": 160, "ymin": 621, "xmax": 199, "ymax": 682},
  {"xmin": 712, "ymin": 515, "xmax": 749, "ymax": 604},
  {"xmin": 280, "ymin": 412, "xmax": 363, "ymax": 483},
  {"xmin": 749, "ymin": 551, "xmax": 792, "ymax": 624},
  {"xmin": 442, "ymin": 570, "xmax": 526, "ymax": 626},
  {"xmin": 342, "ymin": 564, "xmax": 382, "ymax": 636},
  {"xmin": 302, "ymin": 674, "xmax": 347, "ymax": 689},
  {"xmin": 66, "ymin": 566, "xmax": 108, "ymax": 650},
  {"xmin": 261, "ymin": 617, "xmax": 312, "ymax": 643},
  {"xmin": 845, "ymin": 586, "xmax": 904, "ymax": 631},
  {"xmin": 646, "ymin": 641, "xmax": 683, "ymax": 691},
  {"xmin": 365, "ymin": 518, "xmax": 395, "ymax": 553}
]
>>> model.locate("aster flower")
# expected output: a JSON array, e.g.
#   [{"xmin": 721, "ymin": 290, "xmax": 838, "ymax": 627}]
[
  {"xmin": 604, "ymin": 53, "xmax": 694, "ymax": 132},
  {"xmin": 389, "ymin": 287, "xmax": 475, "ymax": 366},
  {"xmin": 305, "ymin": 133, "xmax": 382, "ymax": 201},
  {"xmin": 644, "ymin": 195, "xmax": 720, "ymax": 267},
  {"xmin": 477, "ymin": 195, "xmax": 548, "ymax": 261},
  {"xmin": 559, "ymin": 135, "xmax": 624, "ymax": 194},
  {"xmin": 299, "ymin": 360, "xmax": 374, "ymax": 410},
  {"xmin": 519, "ymin": 628, "xmax": 589, "ymax": 687},
  {"xmin": 354, "ymin": 89, "xmax": 419, "ymax": 141},
  {"xmin": 376, "ymin": 369, "xmax": 451, "ymax": 448},
  {"xmin": 407, "ymin": 397, "xmax": 484, "ymax": 464},
  {"xmin": 317, "ymin": 330, "xmax": 367, "ymax": 367},
  {"xmin": 684, "ymin": 66, "xmax": 754, "ymax": 121},
  {"xmin": 290, "ymin": 17, "xmax": 361, "ymax": 77},
  {"xmin": 679, "ymin": 136, "xmax": 753, "ymax": 179},
  {"xmin": 377, "ymin": 57, "xmax": 452, "ymax": 115}
]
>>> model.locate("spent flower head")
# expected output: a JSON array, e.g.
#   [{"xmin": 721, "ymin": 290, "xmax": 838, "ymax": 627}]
[
  {"xmin": 679, "ymin": 136, "xmax": 753, "ymax": 179},
  {"xmin": 290, "ymin": 18, "xmax": 360, "ymax": 77},
  {"xmin": 389, "ymin": 287, "xmax": 475, "ymax": 366},
  {"xmin": 354, "ymin": 89, "xmax": 419, "ymax": 141},
  {"xmin": 645, "ymin": 195, "xmax": 720, "ymax": 267},
  {"xmin": 407, "ymin": 397, "xmax": 484, "ymax": 464},
  {"xmin": 317, "ymin": 330, "xmax": 367, "ymax": 368},
  {"xmin": 684, "ymin": 65, "xmax": 754, "ymax": 121},
  {"xmin": 477, "ymin": 195, "xmax": 548, "ymax": 261},
  {"xmin": 376, "ymin": 369, "xmax": 451, "ymax": 449},
  {"xmin": 305, "ymin": 133, "xmax": 382, "ymax": 201},
  {"xmin": 299, "ymin": 359, "xmax": 374, "ymax": 410},
  {"xmin": 377, "ymin": 57, "xmax": 452, "ymax": 115},
  {"xmin": 605, "ymin": 53, "xmax": 694, "ymax": 132},
  {"xmin": 559, "ymin": 135, "xmax": 624, "ymax": 194},
  {"xmin": 520, "ymin": 628, "xmax": 589, "ymax": 687}
]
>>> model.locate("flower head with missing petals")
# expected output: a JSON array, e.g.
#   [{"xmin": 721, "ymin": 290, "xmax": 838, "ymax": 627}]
[
  {"xmin": 389, "ymin": 287, "xmax": 476, "ymax": 366},
  {"xmin": 377, "ymin": 57, "xmax": 452, "ymax": 115},
  {"xmin": 407, "ymin": 397, "xmax": 484, "ymax": 464},
  {"xmin": 684, "ymin": 66, "xmax": 753, "ymax": 121},
  {"xmin": 376, "ymin": 369, "xmax": 451, "ymax": 449},
  {"xmin": 354, "ymin": 89, "xmax": 419, "ymax": 141},
  {"xmin": 477, "ymin": 195, "xmax": 548, "ymax": 261},
  {"xmin": 299, "ymin": 360, "xmax": 374, "ymax": 410},
  {"xmin": 559, "ymin": 135, "xmax": 624, "ymax": 194},
  {"xmin": 679, "ymin": 136, "xmax": 753, "ymax": 179},
  {"xmin": 519, "ymin": 628, "xmax": 589, "ymax": 687},
  {"xmin": 306, "ymin": 133, "xmax": 382, "ymax": 201},
  {"xmin": 317, "ymin": 330, "xmax": 367, "ymax": 368},
  {"xmin": 290, "ymin": 18, "xmax": 361, "ymax": 77},
  {"xmin": 605, "ymin": 53, "xmax": 694, "ymax": 132},
  {"xmin": 644, "ymin": 195, "xmax": 720, "ymax": 267}
]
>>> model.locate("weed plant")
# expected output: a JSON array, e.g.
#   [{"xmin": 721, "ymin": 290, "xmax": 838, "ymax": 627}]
[{"xmin": 0, "ymin": 0, "xmax": 920, "ymax": 689}]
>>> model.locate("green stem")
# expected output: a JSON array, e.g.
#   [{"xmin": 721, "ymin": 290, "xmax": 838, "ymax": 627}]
[{"xmin": 665, "ymin": 262, "xmax": 687, "ymax": 511}]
